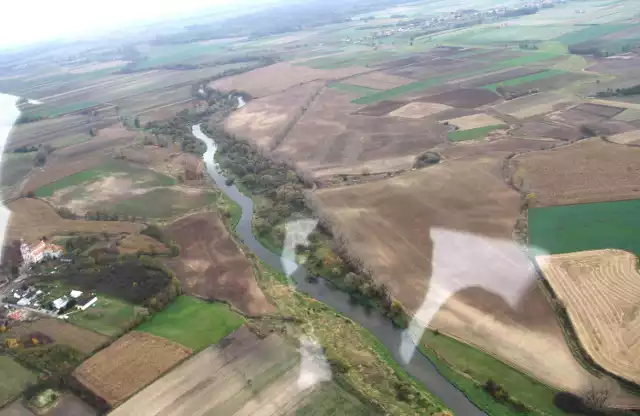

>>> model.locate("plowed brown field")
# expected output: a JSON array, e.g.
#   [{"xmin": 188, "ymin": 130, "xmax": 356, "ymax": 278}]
[
  {"xmin": 312, "ymin": 157, "xmax": 625, "ymax": 396},
  {"xmin": 73, "ymin": 331, "xmax": 191, "ymax": 407},
  {"xmin": 6, "ymin": 198, "xmax": 142, "ymax": 243},
  {"xmin": 210, "ymin": 62, "xmax": 368, "ymax": 97},
  {"xmin": 537, "ymin": 250, "xmax": 640, "ymax": 384},
  {"xmin": 165, "ymin": 212, "xmax": 274, "ymax": 316},
  {"xmin": 510, "ymin": 138, "xmax": 640, "ymax": 206}
]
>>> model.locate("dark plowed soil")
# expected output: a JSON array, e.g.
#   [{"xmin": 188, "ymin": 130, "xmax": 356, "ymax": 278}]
[
  {"xmin": 573, "ymin": 103, "xmax": 625, "ymax": 118},
  {"xmin": 423, "ymin": 88, "xmax": 501, "ymax": 108},
  {"xmin": 165, "ymin": 212, "xmax": 274, "ymax": 316},
  {"xmin": 513, "ymin": 121, "xmax": 583, "ymax": 141}
]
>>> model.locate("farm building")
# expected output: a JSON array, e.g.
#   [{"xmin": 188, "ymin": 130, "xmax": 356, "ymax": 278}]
[{"xmin": 20, "ymin": 239, "xmax": 63, "ymax": 265}]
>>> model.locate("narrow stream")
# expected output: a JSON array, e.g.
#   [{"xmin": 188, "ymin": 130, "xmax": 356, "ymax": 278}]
[{"xmin": 193, "ymin": 124, "xmax": 486, "ymax": 416}]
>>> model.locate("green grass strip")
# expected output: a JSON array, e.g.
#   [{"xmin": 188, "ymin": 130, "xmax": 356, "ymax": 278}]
[
  {"xmin": 480, "ymin": 69, "xmax": 565, "ymax": 91},
  {"xmin": 448, "ymin": 125, "xmax": 507, "ymax": 141}
]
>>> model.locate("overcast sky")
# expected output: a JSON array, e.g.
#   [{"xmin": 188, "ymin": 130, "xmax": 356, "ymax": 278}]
[{"xmin": 1, "ymin": 0, "xmax": 259, "ymax": 48}]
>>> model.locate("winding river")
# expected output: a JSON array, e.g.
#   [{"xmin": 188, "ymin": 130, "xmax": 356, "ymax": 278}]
[{"xmin": 193, "ymin": 124, "xmax": 485, "ymax": 415}]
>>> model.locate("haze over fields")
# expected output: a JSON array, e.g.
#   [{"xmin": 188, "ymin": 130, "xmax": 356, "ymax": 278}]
[{"xmin": 1, "ymin": 0, "xmax": 640, "ymax": 415}]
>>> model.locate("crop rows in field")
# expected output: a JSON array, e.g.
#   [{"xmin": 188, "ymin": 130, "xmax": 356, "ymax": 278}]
[{"xmin": 537, "ymin": 250, "xmax": 640, "ymax": 384}]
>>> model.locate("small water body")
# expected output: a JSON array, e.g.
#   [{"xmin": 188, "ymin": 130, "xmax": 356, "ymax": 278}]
[{"xmin": 192, "ymin": 124, "xmax": 486, "ymax": 416}]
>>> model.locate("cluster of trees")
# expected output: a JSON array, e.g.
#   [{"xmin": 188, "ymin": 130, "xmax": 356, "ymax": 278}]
[
  {"xmin": 13, "ymin": 145, "xmax": 39, "ymax": 153},
  {"xmin": 141, "ymin": 224, "xmax": 180, "ymax": 256},
  {"xmin": 15, "ymin": 114, "xmax": 45, "ymax": 125},
  {"xmin": 145, "ymin": 110, "xmax": 206, "ymax": 154},
  {"xmin": 596, "ymin": 84, "xmax": 640, "ymax": 98},
  {"xmin": 503, "ymin": 6, "xmax": 539, "ymax": 17},
  {"xmin": 35, "ymin": 256, "xmax": 180, "ymax": 312},
  {"xmin": 496, "ymin": 86, "xmax": 540, "ymax": 100},
  {"xmin": 483, "ymin": 379, "xmax": 530, "ymax": 413},
  {"xmin": 413, "ymin": 151, "xmax": 441, "ymax": 169},
  {"xmin": 570, "ymin": 43, "xmax": 636, "ymax": 57},
  {"xmin": 519, "ymin": 43, "xmax": 539, "ymax": 50}
]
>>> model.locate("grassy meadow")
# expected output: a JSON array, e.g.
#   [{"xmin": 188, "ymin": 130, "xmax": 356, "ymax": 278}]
[{"xmin": 136, "ymin": 296, "xmax": 245, "ymax": 351}]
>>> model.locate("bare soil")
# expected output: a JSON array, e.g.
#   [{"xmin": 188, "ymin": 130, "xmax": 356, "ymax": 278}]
[
  {"xmin": 6, "ymin": 318, "xmax": 109, "ymax": 354},
  {"xmin": 165, "ymin": 212, "xmax": 274, "ymax": 316},
  {"xmin": 537, "ymin": 250, "xmax": 640, "ymax": 384},
  {"xmin": 224, "ymin": 82, "xmax": 325, "ymax": 150},
  {"xmin": 6, "ymin": 198, "xmax": 143, "ymax": 244},
  {"xmin": 446, "ymin": 113, "xmax": 505, "ymax": 130},
  {"xmin": 354, "ymin": 100, "xmax": 408, "ymax": 116},
  {"xmin": 388, "ymin": 102, "xmax": 453, "ymax": 119},
  {"xmin": 312, "ymin": 157, "xmax": 622, "ymax": 395},
  {"xmin": 511, "ymin": 121, "xmax": 582, "ymax": 141},
  {"xmin": 442, "ymin": 137, "xmax": 560, "ymax": 160},
  {"xmin": 424, "ymin": 88, "xmax": 501, "ymax": 108},
  {"xmin": 608, "ymin": 129, "xmax": 640, "ymax": 145},
  {"xmin": 342, "ymin": 71, "xmax": 413, "ymax": 90},
  {"xmin": 493, "ymin": 92, "xmax": 577, "ymax": 119},
  {"xmin": 510, "ymin": 137, "xmax": 640, "ymax": 206},
  {"xmin": 461, "ymin": 67, "xmax": 544, "ymax": 88},
  {"xmin": 573, "ymin": 103, "xmax": 625, "ymax": 118},
  {"xmin": 210, "ymin": 62, "xmax": 368, "ymax": 97},
  {"xmin": 73, "ymin": 331, "xmax": 192, "ymax": 407},
  {"xmin": 110, "ymin": 328, "xmax": 302, "ymax": 416},
  {"xmin": 272, "ymin": 88, "xmax": 448, "ymax": 177}
]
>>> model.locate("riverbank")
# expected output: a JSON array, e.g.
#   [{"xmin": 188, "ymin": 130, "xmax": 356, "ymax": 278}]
[{"xmin": 192, "ymin": 122, "xmax": 633, "ymax": 416}]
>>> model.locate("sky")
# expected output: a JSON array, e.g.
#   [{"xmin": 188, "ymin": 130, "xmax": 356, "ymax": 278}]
[{"xmin": 0, "ymin": 0, "xmax": 255, "ymax": 48}]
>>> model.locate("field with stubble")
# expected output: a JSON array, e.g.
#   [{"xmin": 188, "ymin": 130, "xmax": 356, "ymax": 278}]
[
  {"xmin": 537, "ymin": 250, "xmax": 640, "ymax": 384},
  {"xmin": 6, "ymin": 198, "xmax": 143, "ymax": 243},
  {"xmin": 510, "ymin": 138, "xmax": 640, "ymax": 206},
  {"xmin": 73, "ymin": 331, "xmax": 192, "ymax": 407}
]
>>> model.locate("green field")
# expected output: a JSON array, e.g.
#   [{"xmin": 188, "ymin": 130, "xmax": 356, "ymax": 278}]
[
  {"xmin": 328, "ymin": 82, "xmax": 380, "ymax": 96},
  {"xmin": 69, "ymin": 295, "xmax": 146, "ymax": 337},
  {"xmin": 481, "ymin": 69, "xmax": 565, "ymax": 91},
  {"xmin": 295, "ymin": 382, "xmax": 375, "ymax": 416},
  {"xmin": 1, "ymin": 153, "xmax": 34, "ymax": 188},
  {"xmin": 107, "ymin": 188, "xmax": 218, "ymax": 219},
  {"xmin": 137, "ymin": 296, "xmax": 245, "ymax": 351},
  {"xmin": 448, "ymin": 125, "xmax": 507, "ymax": 141},
  {"xmin": 420, "ymin": 332, "xmax": 565, "ymax": 416},
  {"xmin": 0, "ymin": 355, "xmax": 39, "ymax": 406},
  {"xmin": 554, "ymin": 23, "xmax": 632, "ymax": 45},
  {"xmin": 529, "ymin": 198, "xmax": 640, "ymax": 256},
  {"xmin": 35, "ymin": 159, "xmax": 176, "ymax": 197}
]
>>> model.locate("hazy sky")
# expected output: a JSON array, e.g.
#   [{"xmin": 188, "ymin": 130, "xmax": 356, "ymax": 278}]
[{"xmin": 1, "ymin": 0, "xmax": 247, "ymax": 47}]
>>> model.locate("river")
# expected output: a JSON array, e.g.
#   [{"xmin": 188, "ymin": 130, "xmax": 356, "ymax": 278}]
[{"xmin": 192, "ymin": 124, "xmax": 485, "ymax": 415}]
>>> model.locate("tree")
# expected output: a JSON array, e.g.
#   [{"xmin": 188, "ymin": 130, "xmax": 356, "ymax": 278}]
[
  {"xmin": 134, "ymin": 117, "xmax": 140, "ymax": 128},
  {"xmin": 89, "ymin": 127, "xmax": 96, "ymax": 137},
  {"xmin": 581, "ymin": 378, "xmax": 616, "ymax": 410}
]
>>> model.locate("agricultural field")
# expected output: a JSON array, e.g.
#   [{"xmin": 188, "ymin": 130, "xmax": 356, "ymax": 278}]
[
  {"xmin": 529, "ymin": 199, "xmax": 640, "ymax": 257},
  {"xmin": 0, "ymin": 318, "xmax": 109, "ymax": 354},
  {"xmin": 164, "ymin": 213, "xmax": 274, "ymax": 315},
  {"xmin": 0, "ymin": 356, "xmax": 38, "ymax": 407},
  {"xmin": 68, "ymin": 296, "xmax": 148, "ymax": 337},
  {"xmin": 537, "ymin": 249, "xmax": 640, "ymax": 384},
  {"xmin": 447, "ymin": 124, "xmax": 507, "ymax": 141},
  {"xmin": 510, "ymin": 138, "xmax": 640, "ymax": 206},
  {"xmin": 5, "ymin": 198, "xmax": 143, "ymax": 244},
  {"xmin": 72, "ymin": 331, "xmax": 192, "ymax": 407},
  {"xmin": 137, "ymin": 296, "xmax": 246, "ymax": 351},
  {"xmin": 106, "ymin": 188, "xmax": 218, "ymax": 220},
  {"xmin": 118, "ymin": 234, "xmax": 170, "ymax": 255},
  {"xmin": 111, "ymin": 326, "xmax": 373, "ymax": 416}
]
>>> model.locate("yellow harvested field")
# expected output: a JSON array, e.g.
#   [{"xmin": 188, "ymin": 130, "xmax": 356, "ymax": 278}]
[
  {"xmin": 73, "ymin": 331, "xmax": 192, "ymax": 407},
  {"xmin": 343, "ymin": 71, "xmax": 413, "ymax": 90},
  {"xmin": 588, "ymin": 98, "xmax": 640, "ymax": 110},
  {"xmin": 446, "ymin": 113, "xmax": 504, "ymax": 130},
  {"xmin": 537, "ymin": 250, "xmax": 640, "ymax": 384},
  {"xmin": 210, "ymin": 62, "xmax": 368, "ymax": 97},
  {"xmin": 614, "ymin": 108, "xmax": 640, "ymax": 122},
  {"xmin": 608, "ymin": 130, "xmax": 640, "ymax": 145},
  {"xmin": 388, "ymin": 102, "xmax": 453, "ymax": 119},
  {"xmin": 6, "ymin": 198, "xmax": 143, "ymax": 244},
  {"xmin": 493, "ymin": 92, "xmax": 575, "ymax": 119}
]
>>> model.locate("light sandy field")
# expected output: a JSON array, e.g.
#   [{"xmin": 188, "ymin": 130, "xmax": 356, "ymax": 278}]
[
  {"xmin": 388, "ymin": 102, "xmax": 453, "ymax": 119},
  {"xmin": 63, "ymin": 60, "xmax": 128, "ymax": 74},
  {"xmin": 614, "ymin": 108, "xmax": 640, "ymax": 122},
  {"xmin": 510, "ymin": 138, "xmax": 640, "ymax": 206},
  {"xmin": 312, "ymin": 156, "xmax": 631, "ymax": 398},
  {"xmin": 446, "ymin": 113, "xmax": 504, "ymax": 130},
  {"xmin": 224, "ymin": 81, "xmax": 325, "ymax": 150},
  {"xmin": 6, "ymin": 198, "xmax": 143, "ymax": 244},
  {"xmin": 343, "ymin": 71, "xmax": 414, "ymax": 90},
  {"xmin": 110, "ymin": 327, "xmax": 310, "ymax": 416},
  {"xmin": 608, "ymin": 129, "xmax": 640, "ymax": 145},
  {"xmin": 73, "ymin": 331, "xmax": 192, "ymax": 407},
  {"xmin": 210, "ymin": 62, "xmax": 368, "ymax": 97},
  {"xmin": 493, "ymin": 92, "xmax": 576, "ymax": 119},
  {"xmin": 537, "ymin": 250, "xmax": 640, "ymax": 384}
]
